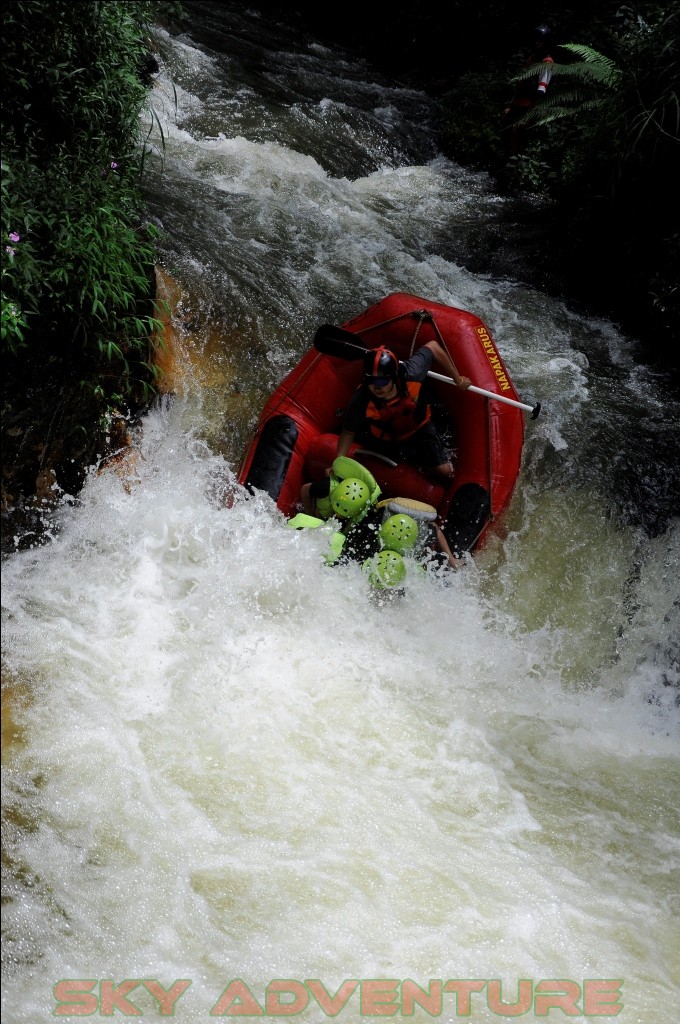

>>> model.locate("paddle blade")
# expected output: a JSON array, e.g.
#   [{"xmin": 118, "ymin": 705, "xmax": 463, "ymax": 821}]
[{"xmin": 314, "ymin": 324, "xmax": 369, "ymax": 360}]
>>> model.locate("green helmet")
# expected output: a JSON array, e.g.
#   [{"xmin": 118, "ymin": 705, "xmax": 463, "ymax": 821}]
[
  {"xmin": 364, "ymin": 549, "xmax": 407, "ymax": 589},
  {"xmin": 379, "ymin": 513, "xmax": 419, "ymax": 554},
  {"xmin": 331, "ymin": 477, "xmax": 370, "ymax": 518}
]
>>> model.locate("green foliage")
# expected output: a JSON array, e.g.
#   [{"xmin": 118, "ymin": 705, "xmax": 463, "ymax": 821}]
[
  {"xmin": 436, "ymin": 72, "xmax": 509, "ymax": 171},
  {"xmin": 514, "ymin": 6, "xmax": 679, "ymax": 168},
  {"xmin": 1, "ymin": 0, "xmax": 163, "ymax": 416},
  {"xmin": 437, "ymin": 3, "xmax": 679, "ymax": 353},
  {"xmin": 510, "ymin": 51, "xmax": 617, "ymax": 138}
]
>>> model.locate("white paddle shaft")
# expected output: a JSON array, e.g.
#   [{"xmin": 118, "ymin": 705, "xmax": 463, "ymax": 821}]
[{"xmin": 427, "ymin": 370, "xmax": 536, "ymax": 414}]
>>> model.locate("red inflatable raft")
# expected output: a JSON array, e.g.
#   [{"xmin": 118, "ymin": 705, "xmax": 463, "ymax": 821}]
[{"xmin": 238, "ymin": 292, "xmax": 530, "ymax": 555}]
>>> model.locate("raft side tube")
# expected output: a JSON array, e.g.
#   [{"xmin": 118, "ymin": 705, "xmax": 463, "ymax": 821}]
[
  {"xmin": 445, "ymin": 482, "xmax": 492, "ymax": 556},
  {"xmin": 243, "ymin": 415, "xmax": 298, "ymax": 501}
]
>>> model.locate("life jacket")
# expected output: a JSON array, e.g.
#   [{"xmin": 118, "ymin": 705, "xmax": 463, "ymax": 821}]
[{"xmin": 365, "ymin": 381, "xmax": 431, "ymax": 442}]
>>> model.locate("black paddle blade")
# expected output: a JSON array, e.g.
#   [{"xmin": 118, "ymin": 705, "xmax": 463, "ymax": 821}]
[{"xmin": 314, "ymin": 324, "xmax": 369, "ymax": 360}]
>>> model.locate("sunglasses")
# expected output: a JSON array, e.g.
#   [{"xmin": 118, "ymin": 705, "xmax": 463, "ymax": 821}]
[{"xmin": 366, "ymin": 377, "xmax": 392, "ymax": 388}]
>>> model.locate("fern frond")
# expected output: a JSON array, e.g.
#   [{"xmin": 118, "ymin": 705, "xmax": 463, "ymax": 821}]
[
  {"xmin": 560, "ymin": 43, "xmax": 623, "ymax": 87},
  {"xmin": 524, "ymin": 107, "xmax": 574, "ymax": 127},
  {"xmin": 515, "ymin": 104, "xmax": 580, "ymax": 127},
  {"xmin": 517, "ymin": 95, "xmax": 614, "ymax": 128},
  {"xmin": 540, "ymin": 87, "xmax": 605, "ymax": 107},
  {"xmin": 513, "ymin": 60, "xmax": 622, "ymax": 91}
]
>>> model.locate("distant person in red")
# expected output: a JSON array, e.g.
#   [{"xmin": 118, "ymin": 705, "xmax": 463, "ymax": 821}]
[{"xmin": 501, "ymin": 24, "xmax": 554, "ymax": 157}]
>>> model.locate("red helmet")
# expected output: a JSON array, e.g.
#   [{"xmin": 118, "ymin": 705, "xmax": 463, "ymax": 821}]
[{"xmin": 364, "ymin": 346, "xmax": 399, "ymax": 383}]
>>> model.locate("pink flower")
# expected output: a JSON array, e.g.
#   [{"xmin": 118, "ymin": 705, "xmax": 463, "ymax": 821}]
[
  {"xmin": 110, "ymin": 161, "xmax": 119, "ymax": 170},
  {"xmin": 6, "ymin": 246, "xmax": 16, "ymax": 256},
  {"xmin": 9, "ymin": 232, "xmax": 20, "ymax": 243}
]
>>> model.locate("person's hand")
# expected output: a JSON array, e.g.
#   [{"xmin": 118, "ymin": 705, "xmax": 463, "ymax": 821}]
[
  {"xmin": 324, "ymin": 466, "xmax": 333, "ymax": 477},
  {"xmin": 457, "ymin": 375, "xmax": 472, "ymax": 390}
]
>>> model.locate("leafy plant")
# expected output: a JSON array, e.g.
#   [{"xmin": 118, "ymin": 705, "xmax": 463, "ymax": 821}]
[
  {"xmin": 512, "ymin": 44, "xmax": 623, "ymax": 130},
  {"xmin": 512, "ymin": 6, "xmax": 679, "ymax": 176},
  {"xmin": 432, "ymin": 2, "xmax": 679, "ymax": 356},
  {"xmin": 1, "ymin": 0, "xmax": 165, "ymax": 409}
]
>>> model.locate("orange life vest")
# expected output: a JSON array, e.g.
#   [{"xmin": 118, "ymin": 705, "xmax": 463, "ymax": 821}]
[{"xmin": 365, "ymin": 382, "xmax": 431, "ymax": 441}]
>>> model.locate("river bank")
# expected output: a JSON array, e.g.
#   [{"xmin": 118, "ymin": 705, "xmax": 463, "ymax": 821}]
[{"xmin": 1, "ymin": 269, "xmax": 183, "ymax": 554}]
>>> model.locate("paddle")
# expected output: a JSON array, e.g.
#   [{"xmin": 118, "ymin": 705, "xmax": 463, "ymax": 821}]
[
  {"xmin": 354, "ymin": 449, "xmax": 398, "ymax": 467},
  {"xmin": 314, "ymin": 324, "xmax": 541, "ymax": 419}
]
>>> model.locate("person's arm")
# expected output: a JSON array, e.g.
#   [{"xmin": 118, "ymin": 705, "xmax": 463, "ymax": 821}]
[
  {"xmin": 332, "ymin": 390, "xmax": 365, "ymax": 466},
  {"xmin": 326, "ymin": 428, "xmax": 355, "ymax": 476},
  {"xmin": 435, "ymin": 523, "xmax": 464, "ymax": 569},
  {"xmin": 301, "ymin": 482, "xmax": 315, "ymax": 514},
  {"xmin": 423, "ymin": 340, "xmax": 471, "ymax": 389},
  {"xmin": 335, "ymin": 429, "xmax": 355, "ymax": 460},
  {"xmin": 537, "ymin": 56, "xmax": 553, "ymax": 96}
]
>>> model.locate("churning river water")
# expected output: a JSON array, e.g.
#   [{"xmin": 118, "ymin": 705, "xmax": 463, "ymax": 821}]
[{"xmin": 2, "ymin": 3, "xmax": 679, "ymax": 1021}]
